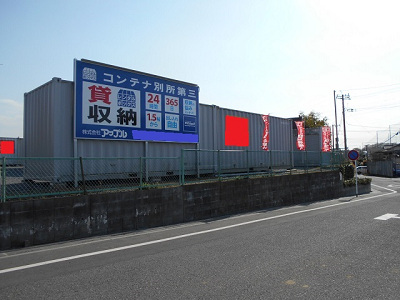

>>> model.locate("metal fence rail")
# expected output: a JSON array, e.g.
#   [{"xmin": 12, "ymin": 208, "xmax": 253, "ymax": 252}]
[{"xmin": 1, "ymin": 150, "xmax": 346, "ymax": 202}]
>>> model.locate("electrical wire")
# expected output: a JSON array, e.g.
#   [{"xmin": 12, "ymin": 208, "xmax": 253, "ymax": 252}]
[
  {"xmin": 346, "ymin": 123, "xmax": 391, "ymax": 129},
  {"xmin": 342, "ymin": 82, "xmax": 400, "ymax": 91}
]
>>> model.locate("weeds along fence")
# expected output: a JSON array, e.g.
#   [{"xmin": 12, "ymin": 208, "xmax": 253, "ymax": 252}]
[{"xmin": 1, "ymin": 150, "xmax": 346, "ymax": 202}]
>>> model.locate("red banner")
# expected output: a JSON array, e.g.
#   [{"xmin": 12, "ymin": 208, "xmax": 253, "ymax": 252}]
[
  {"xmin": 261, "ymin": 115, "xmax": 270, "ymax": 150},
  {"xmin": 321, "ymin": 126, "xmax": 331, "ymax": 152},
  {"xmin": 295, "ymin": 121, "xmax": 306, "ymax": 151}
]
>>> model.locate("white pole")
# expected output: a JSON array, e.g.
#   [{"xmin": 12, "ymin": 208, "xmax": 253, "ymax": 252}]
[{"xmin": 355, "ymin": 159, "xmax": 358, "ymax": 197}]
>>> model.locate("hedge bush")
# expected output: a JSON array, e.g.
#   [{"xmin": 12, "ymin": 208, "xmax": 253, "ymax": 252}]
[
  {"xmin": 339, "ymin": 164, "xmax": 355, "ymax": 180},
  {"xmin": 343, "ymin": 177, "xmax": 372, "ymax": 187}
]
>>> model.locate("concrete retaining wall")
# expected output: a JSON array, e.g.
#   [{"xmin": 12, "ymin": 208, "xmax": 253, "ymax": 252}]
[
  {"xmin": 0, "ymin": 171, "xmax": 365, "ymax": 250},
  {"xmin": 341, "ymin": 183, "xmax": 372, "ymax": 197}
]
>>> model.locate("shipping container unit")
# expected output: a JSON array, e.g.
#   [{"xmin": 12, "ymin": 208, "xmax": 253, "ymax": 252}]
[
  {"xmin": 193, "ymin": 104, "xmax": 294, "ymax": 176},
  {"xmin": 24, "ymin": 77, "xmax": 295, "ymax": 183},
  {"xmin": 293, "ymin": 127, "xmax": 332, "ymax": 168},
  {"xmin": 23, "ymin": 78, "xmax": 75, "ymax": 182}
]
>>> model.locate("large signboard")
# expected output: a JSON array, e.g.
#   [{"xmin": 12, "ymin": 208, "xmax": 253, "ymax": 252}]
[{"xmin": 74, "ymin": 60, "xmax": 199, "ymax": 143}]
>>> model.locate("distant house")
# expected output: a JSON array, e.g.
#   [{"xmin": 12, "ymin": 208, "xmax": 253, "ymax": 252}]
[{"xmin": 367, "ymin": 143, "xmax": 400, "ymax": 177}]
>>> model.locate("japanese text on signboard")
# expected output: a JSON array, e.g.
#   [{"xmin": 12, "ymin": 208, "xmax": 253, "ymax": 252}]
[{"xmin": 75, "ymin": 60, "xmax": 199, "ymax": 143}]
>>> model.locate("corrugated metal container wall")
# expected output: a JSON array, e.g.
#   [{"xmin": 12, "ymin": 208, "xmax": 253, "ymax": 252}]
[
  {"xmin": 24, "ymin": 78, "xmax": 74, "ymax": 181},
  {"xmin": 199, "ymin": 105, "xmax": 293, "ymax": 171},
  {"xmin": 304, "ymin": 128, "xmax": 322, "ymax": 166},
  {"xmin": 76, "ymin": 139, "xmax": 146, "ymax": 181},
  {"xmin": 293, "ymin": 127, "xmax": 332, "ymax": 167},
  {"xmin": 147, "ymin": 141, "xmax": 196, "ymax": 176},
  {"xmin": 293, "ymin": 128, "xmax": 320, "ymax": 167},
  {"xmin": 199, "ymin": 104, "xmax": 293, "ymax": 151},
  {"xmin": 305, "ymin": 128, "xmax": 322, "ymax": 151},
  {"xmin": 23, "ymin": 78, "xmax": 296, "ymax": 180},
  {"xmin": 0, "ymin": 137, "xmax": 24, "ymax": 161},
  {"xmin": 268, "ymin": 115, "xmax": 294, "ymax": 169},
  {"xmin": 77, "ymin": 139, "xmax": 145, "ymax": 157},
  {"xmin": 78, "ymin": 140, "xmax": 197, "ymax": 180},
  {"xmin": 24, "ymin": 78, "xmax": 74, "ymax": 158}
]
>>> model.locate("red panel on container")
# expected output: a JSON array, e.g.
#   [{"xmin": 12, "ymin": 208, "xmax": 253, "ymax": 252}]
[
  {"xmin": 0, "ymin": 141, "xmax": 15, "ymax": 154},
  {"xmin": 225, "ymin": 116, "xmax": 249, "ymax": 147}
]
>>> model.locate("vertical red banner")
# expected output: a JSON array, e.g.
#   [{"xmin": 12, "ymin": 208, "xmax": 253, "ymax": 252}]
[
  {"xmin": 261, "ymin": 115, "xmax": 270, "ymax": 150},
  {"xmin": 295, "ymin": 121, "xmax": 306, "ymax": 151},
  {"xmin": 321, "ymin": 126, "xmax": 331, "ymax": 152}
]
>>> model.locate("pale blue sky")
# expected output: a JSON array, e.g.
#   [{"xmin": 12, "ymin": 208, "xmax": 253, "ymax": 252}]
[{"xmin": 1, "ymin": 0, "xmax": 400, "ymax": 149}]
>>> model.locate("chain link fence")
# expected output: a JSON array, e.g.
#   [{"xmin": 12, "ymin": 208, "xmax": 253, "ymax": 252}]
[{"xmin": 1, "ymin": 150, "xmax": 346, "ymax": 202}]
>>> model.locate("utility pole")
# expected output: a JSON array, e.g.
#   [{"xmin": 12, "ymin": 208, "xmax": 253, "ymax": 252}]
[
  {"xmin": 341, "ymin": 93, "xmax": 351, "ymax": 152},
  {"xmin": 342, "ymin": 94, "xmax": 347, "ymax": 152},
  {"xmin": 334, "ymin": 91, "xmax": 350, "ymax": 151},
  {"xmin": 333, "ymin": 90, "xmax": 339, "ymax": 150}
]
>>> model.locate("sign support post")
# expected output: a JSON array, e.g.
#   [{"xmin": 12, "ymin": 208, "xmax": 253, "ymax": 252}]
[
  {"xmin": 355, "ymin": 159, "xmax": 358, "ymax": 196},
  {"xmin": 348, "ymin": 149, "xmax": 359, "ymax": 197}
]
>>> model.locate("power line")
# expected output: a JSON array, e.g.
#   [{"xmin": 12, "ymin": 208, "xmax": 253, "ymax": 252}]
[
  {"xmin": 351, "ymin": 87, "xmax": 400, "ymax": 98},
  {"xmin": 382, "ymin": 131, "xmax": 400, "ymax": 144},
  {"xmin": 346, "ymin": 123, "xmax": 390, "ymax": 129},
  {"xmin": 356, "ymin": 103, "xmax": 400, "ymax": 110},
  {"xmin": 346, "ymin": 130, "xmax": 377, "ymax": 133},
  {"xmin": 342, "ymin": 82, "xmax": 400, "ymax": 91}
]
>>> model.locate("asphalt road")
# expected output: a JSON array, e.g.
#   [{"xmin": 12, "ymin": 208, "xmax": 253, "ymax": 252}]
[{"xmin": 1, "ymin": 176, "xmax": 399, "ymax": 299}]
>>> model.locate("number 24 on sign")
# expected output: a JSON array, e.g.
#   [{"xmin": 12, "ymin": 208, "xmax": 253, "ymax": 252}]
[{"xmin": 147, "ymin": 93, "xmax": 160, "ymax": 104}]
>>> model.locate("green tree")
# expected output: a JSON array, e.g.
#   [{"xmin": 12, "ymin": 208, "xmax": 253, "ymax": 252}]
[{"xmin": 299, "ymin": 111, "xmax": 328, "ymax": 128}]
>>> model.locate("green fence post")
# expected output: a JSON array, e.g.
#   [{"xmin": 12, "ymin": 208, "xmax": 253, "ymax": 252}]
[
  {"xmin": 269, "ymin": 151, "xmax": 272, "ymax": 177},
  {"xmin": 247, "ymin": 149, "xmax": 250, "ymax": 178},
  {"xmin": 218, "ymin": 150, "xmax": 221, "ymax": 180},
  {"xmin": 305, "ymin": 150, "xmax": 308, "ymax": 173},
  {"xmin": 180, "ymin": 149, "xmax": 185, "ymax": 185},
  {"xmin": 196, "ymin": 149, "xmax": 200, "ymax": 179},
  {"xmin": 79, "ymin": 157, "xmax": 87, "ymax": 195},
  {"xmin": 320, "ymin": 151, "xmax": 323, "ymax": 172},
  {"xmin": 1, "ymin": 157, "xmax": 6, "ymax": 203},
  {"xmin": 140, "ymin": 157, "xmax": 143, "ymax": 190}
]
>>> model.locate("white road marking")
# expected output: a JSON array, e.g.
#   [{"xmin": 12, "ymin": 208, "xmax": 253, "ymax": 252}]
[
  {"xmin": 375, "ymin": 213, "xmax": 400, "ymax": 220},
  {"xmin": 0, "ymin": 221, "xmax": 206, "ymax": 259},
  {"xmin": 0, "ymin": 185, "xmax": 396, "ymax": 274},
  {"xmin": 372, "ymin": 183, "xmax": 399, "ymax": 192}
]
